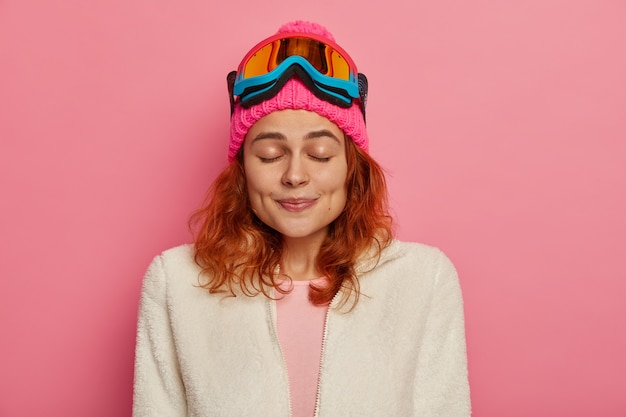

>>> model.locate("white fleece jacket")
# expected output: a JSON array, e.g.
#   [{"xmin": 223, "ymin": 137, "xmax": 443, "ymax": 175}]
[{"xmin": 133, "ymin": 240, "xmax": 471, "ymax": 416}]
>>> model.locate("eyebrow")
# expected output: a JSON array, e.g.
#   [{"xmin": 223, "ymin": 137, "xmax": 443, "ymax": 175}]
[
  {"xmin": 251, "ymin": 132, "xmax": 286, "ymax": 142},
  {"xmin": 251, "ymin": 129, "xmax": 341, "ymax": 144},
  {"xmin": 305, "ymin": 129, "xmax": 341, "ymax": 144}
]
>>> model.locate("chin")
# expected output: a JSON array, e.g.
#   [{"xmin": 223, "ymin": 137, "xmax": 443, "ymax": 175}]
[{"xmin": 272, "ymin": 223, "xmax": 329, "ymax": 241}]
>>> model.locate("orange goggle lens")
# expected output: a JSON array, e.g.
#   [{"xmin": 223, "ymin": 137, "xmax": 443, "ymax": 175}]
[{"xmin": 241, "ymin": 37, "xmax": 354, "ymax": 81}]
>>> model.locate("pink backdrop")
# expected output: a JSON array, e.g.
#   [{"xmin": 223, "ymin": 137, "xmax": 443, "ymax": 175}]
[{"xmin": 1, "ymin": 0, "xmax": 625, "ymax": 415}]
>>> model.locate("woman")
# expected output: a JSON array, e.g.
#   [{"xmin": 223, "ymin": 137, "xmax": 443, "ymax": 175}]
[{"xmin": 133, "ymin": 21, "xmax": 470, "ymax": 417}]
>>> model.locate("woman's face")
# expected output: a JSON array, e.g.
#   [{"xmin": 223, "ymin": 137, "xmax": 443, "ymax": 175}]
[{"xmin": 243, "ymin": 109, "xmax": 348, "ymax": 244}]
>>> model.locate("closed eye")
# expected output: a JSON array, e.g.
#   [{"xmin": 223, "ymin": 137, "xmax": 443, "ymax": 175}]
[
  {"xmin": 309, "ymin": 155, "xmax": 331, "ymax": 162},
  {"xmin": 259, "ymin": 155, "xmax": 283, "ymax": 163}
]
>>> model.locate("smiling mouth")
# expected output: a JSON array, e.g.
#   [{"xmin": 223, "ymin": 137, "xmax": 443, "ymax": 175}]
[{"xmin": 277, "ymin": 198, "xmax": 317, "ymax": 212}]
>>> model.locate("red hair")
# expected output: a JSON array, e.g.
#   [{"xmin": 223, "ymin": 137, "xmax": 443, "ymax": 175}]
[{"xmin": 190, "ymin": 138, "xmax": 393, "ymax": 308}]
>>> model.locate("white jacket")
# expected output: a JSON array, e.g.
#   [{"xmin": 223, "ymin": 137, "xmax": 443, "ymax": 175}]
[{"xmin": 133, "ymin": 240, "xmax": 471, "ymax": 416}]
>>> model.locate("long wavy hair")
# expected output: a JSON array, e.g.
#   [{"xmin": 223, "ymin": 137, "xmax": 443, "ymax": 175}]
[{"xmin": 190, "ymin": 136, "xmax": 393, "ymax": 308}]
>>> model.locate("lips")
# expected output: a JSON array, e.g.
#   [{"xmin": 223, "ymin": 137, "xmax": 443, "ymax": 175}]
[{"xmin": 276, "ymin": 198, "xmax": 318, "ymax": 212}]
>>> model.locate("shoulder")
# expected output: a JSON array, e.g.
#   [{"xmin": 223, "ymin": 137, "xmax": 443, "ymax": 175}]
[
  {"xmin": 359, "ymin": 239, "xmax": 459, "ymax": 288},
  {"xmin": 141, "ymin": 244, "xmax": 201, "ymax": 297},
  {"xmin": 384, "ymin": 239, "xmax": 444, "ymax": 258},
  {"xmin": 144, "ymin": 243, "xmax": 198, "ymax": 277},
  {"xmin": 158, "ymin": 243, "xmax": 197, "ymax": 270},
  {"xmin": 142, "ymin": 242, "xmax": 194, "ymax": 266},
  {"xmin": 377, "ymin": 239, "xmax": 455, "ymax": 271}
]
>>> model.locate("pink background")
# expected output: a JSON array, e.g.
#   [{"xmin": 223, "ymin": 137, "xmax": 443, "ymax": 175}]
[{"xmin": 1, "ymin": 0, "xmax": 625, "ymax": 415}]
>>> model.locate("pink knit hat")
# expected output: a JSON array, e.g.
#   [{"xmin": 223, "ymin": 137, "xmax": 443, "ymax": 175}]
[{"xmin": 228, "ymin": 21, "xmax": 368, "ymax": 162}]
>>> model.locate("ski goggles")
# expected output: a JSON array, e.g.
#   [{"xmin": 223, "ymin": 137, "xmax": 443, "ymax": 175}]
[{"xmin": 227, "ymin": 32, "xmax": 367, "ymax": 116}]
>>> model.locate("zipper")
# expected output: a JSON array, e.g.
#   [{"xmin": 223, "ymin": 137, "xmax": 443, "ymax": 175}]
[
  {"xmin": 313, "ymin": 290, "xmax": 342, "ymax": 417},
  {"xmin": 267, "ymin": 296, "xmax": 293, "ymax": 417}
]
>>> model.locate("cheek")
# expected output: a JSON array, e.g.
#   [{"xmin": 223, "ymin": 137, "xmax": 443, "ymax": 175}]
[
  {"xmin": 326, "ymin": 167, "xmax": 348, "ymax": 194},
  {"xmin": 245, "ymin": 176, "xmax": 260, "ymax": 199},
  {"xmin": 244, "ymin": 171, "xmax": 270, "ymax": 207},
  {"xmin": 337, "ymin": 170, "xmax": 349, "ymax": 207},
  {"xmin": 336, "ymin": 189, "xmax": 348, "ymax": 211},
  {"xmin": 245, "ymin": 183, "xmax": 262, "ymax": 216}
]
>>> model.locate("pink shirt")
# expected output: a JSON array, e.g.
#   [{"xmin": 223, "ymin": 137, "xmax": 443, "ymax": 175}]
[{"xmin": 276, "ymin": 278, "xmax": 328, "ymax": 417}]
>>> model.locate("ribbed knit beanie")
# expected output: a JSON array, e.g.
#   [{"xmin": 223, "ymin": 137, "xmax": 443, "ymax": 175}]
[{"xmin": 228, "ymin": 21, "xmax": 368, "ymax": 162}]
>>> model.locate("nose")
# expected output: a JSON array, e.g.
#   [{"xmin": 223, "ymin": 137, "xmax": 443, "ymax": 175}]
[{"xmin": 282, "ymin": 156, "xmax": 309, "ymax": 187}]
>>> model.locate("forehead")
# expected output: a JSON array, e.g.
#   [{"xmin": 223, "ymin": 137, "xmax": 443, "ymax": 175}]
[{"xmin": 245, "ymin": 109, "xmax": 344, "ymax": 142}]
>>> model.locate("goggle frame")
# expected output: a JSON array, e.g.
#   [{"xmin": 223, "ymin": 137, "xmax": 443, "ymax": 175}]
[{"xmin": 228, "ymin": 32, "xmax": 368, "ymax": 118}]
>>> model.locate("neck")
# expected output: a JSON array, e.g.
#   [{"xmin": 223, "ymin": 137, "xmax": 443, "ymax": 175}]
[{"xmin": 280, "ymin": 234, "xmax": 326, "ymax": 281}]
